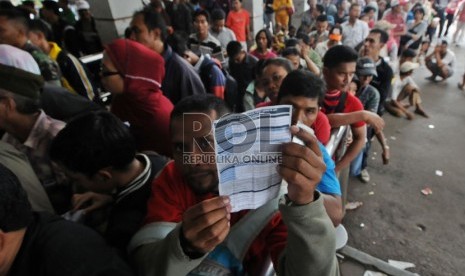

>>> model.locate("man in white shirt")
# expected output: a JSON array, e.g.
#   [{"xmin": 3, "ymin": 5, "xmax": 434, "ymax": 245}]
[
  {"xmin": 341, "ymin": 3, "xmax": 369, "ymax": 49},
  {"xmin": 425, "ymin": 40, "xmax": 456, "ymax": 82},
  {"xmin": 385, "ymin": 61, "xmax": 428, "ymax": 119},
  {"xmin": 210, "ymin": 9, "xmax": 236, "ymax": 54}
]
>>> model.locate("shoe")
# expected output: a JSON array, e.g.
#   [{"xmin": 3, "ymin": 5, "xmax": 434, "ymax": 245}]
[
  {"xmin": 459, "ymin": 83, "xmax": 465, "ymax": 91},
  {"xmin": 425, "ymin": 75, "xmax": 436, "ymax": 82},
  {"xmin": 414, "ymin": 108, "xmax": 429, "ymax": 118},
  {"xmin": 359, "ymin": 169, "xmax": 370, "ymax": 183}
]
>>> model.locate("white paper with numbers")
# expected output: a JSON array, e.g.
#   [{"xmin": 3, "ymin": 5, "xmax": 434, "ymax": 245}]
[{"xmin": 213, "ymin": 105, "xmax": 292, "ymax": 212}]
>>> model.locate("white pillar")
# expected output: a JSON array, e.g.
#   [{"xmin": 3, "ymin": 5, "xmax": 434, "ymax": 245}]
[
  {"xmin": 292, "ymin": 0, "xmax": 307, "ymax": 29},
  {"xmin": 87, "ymin": 0, "xmax": 144, "ymax": 44},
  {"xmin": 243, "ymin": 0, "xmax": 264, "ymax": 37}
]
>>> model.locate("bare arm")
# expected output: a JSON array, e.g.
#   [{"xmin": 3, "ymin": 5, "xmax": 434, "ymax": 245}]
[
  {"xmin": 301, "ymin": 46, "xmax": 321, "ymax": 75},
  {"xmin": 327, "ymin": 111, "xmax": 384, "ymax": 133}
]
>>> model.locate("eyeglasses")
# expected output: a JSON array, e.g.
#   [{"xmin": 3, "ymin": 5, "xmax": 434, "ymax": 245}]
[
  {"xmin": 365, "ymin": 38, "xmax": 376, "ymax": 44},
  {"xmin": 100, "ymin": 65, "xmax": 120, "ymax": 78},
  {"xmin": 261, "ymin": 74, "xmax": 284, "ymax": 86}
]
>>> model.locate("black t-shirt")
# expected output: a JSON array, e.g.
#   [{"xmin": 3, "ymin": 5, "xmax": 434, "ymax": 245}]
[
  {"xmin": 10, "ymin": 212, "xmax": 134, "ymax": 276},
  {"xmin": 370, "ymin": 57, "xmax": 393, "ymax": 116}
]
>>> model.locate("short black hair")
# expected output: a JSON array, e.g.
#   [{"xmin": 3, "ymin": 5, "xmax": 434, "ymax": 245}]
[
  {"xmin": 166, "ymin": 32, "xmax": 189, "ymax": 56},
  {"xmin": 226, "ymin": 40, "xmax": 243, "ymax": 58},
  {"xmin": 278, "ymin": 69, "xmax": 326, "ymax": 105},
  {"xmin": 255, "ymin": 28, "xmax": 273, "ymax": 49},
  {"xmin": 329, "ymin": 25, "xmax": 343, "ymax": 34},
  {"xmin": 401, "ymin": 48, "xmax": 416, "ymax": 58},
  {"xmin": 193, "ymin": 9, "xmax": 210, "ymax": 23},
  {"xmin": 349, "ymin": 3, "xmax": 360, "ymax": 11},
  {"xmin": 316, "ymin": 14, "xmax": 328, "ymax": 22},
  {"xmin": 41, "ymin": 0, "xmax": 61, "ymax": 16},
  {"xmin": 133, "ymin": 8, "xmax": 168, "ymax": 41},
  {"xmin": 262, "ymin": 57, "xmax": 293, "ymax": 74},
  {"xmin": 284, "ymin": 37, "xmax": 299, "ymax": 48},
  {"xmin": 171, "ymin": 95, "xmax": 230, "ymax": 121},
  {"xmin": 370, "ymin": 28, "xmax": 389, "ymax": 44},
  {"xmin": 50, "ymin": 111, "xmax": 137, "ymax": 177},
  {"xmin": 323, "ymin": 45, "xmax": 358, "ymax": 69},
  {"xmin": 296, "ymin": 32, "xmax": 311, "ymax": 45},
  {"xmin": 0, "ymin": 163, "xmax": 32, "ymax": 233},
  {"xmin": 0, "ymin": 8, "xmax": 29, "ymax": 31},
  {"xmin": 363, "ymin": 6, "xmax": 376, "ymax": 13},
  {"xmin": 315, "ymin": 4, "xmax": 325, "ymax": 14},
  {"xmin": 211, "ymin": 8, "xmax": 225, "ymax": 21},
  {"xmin": 282, "ymin": 47, "xmax": 300, "ymax": 58},
  {"xmin": 29, "ymin": 19, "xmax": 54, "ymax": 41},
  {"xmin": 413, "ymin": 7, "xmax": 425, "ymax": 15}
]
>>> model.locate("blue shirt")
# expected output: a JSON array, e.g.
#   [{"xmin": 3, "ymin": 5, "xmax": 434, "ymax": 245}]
[{"xmin": 316, "ymin": 143, "xmax": 342, "ymax": 196}]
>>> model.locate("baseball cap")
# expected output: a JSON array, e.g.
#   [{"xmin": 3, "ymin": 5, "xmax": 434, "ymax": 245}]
[
  {"xmin": 356, "ymin": 57, "xmax": 378, "ymax": 77},
  {"xmin": 76, "ymin": 0, "xmax": 90, "ymax": 10},
  {"xmin": 400, "ymin": 61, "xmax": 419, "ymax": 73}
]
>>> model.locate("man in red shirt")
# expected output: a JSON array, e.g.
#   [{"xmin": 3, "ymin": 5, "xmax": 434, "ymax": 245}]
[
  {"xmin": 226, "ymin": 0, "xmax": 251, "ymax": 50},
  {"xmin": 128, "ymin": 95, "xmax": 339, "ymax": 275},
  {"xmin": 322, "ymin": 45, "xmax": 384, "ymax": 173}
]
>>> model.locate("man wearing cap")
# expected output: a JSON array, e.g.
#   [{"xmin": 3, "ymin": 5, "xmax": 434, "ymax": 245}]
[
  {"xmin": 0, "ymin": 163, "xmax": 134, "ymax": 276},
  {"xmin": 425, "ymin": 40, "xmax": 456, "ymax": 82},
  {"xmin": 385, "ymin": 61, "xmax": 428, "ymax": 119},
  {"xmin": 0, "ymin": 50, "xmax": 71, "ymax": 215},
  {"xmin": 351, "ymin": 57, "xmax": 389, "ymax": 183},
  {"xmin": 382, "ymin": 0, "xmax": 407, "ymax": 46},
  {"xmin": 315, "ymin": 25, "xmax": 342, "ymax": 58},
  {"xmin": 341, "ymin": 3, "xmax": 370, "ymax": 49},
  {"xmin": 0, "ymin": 8, "xmax": 62, "ymax": 87}
]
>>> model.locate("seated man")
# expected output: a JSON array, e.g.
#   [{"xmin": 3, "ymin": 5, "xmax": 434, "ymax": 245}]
[
  {"xmin": 0, "ymin": 163, "xmax": 134, "ymax": 276},
  {"xmin": 129, "ymin": 95, "xmax": 339, "ymax": 275},
  {"xmin": 277, "ymin": 70, "xmax": 343, "ymax": 226},
  {"xmin": 50, "ymin": 111, "xmax": 168, "ymax": 256},
  {"xmin": 425, "ymin": 40, "xmax": 456, "ymax": 82},
  {"xmin": 385, "ymin": 61, "xmax": 428, "ymax": 119}
]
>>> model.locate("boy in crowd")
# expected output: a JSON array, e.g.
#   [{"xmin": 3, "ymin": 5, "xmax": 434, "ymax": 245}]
[{"xmin": 50, "ymin": 111, "xmax": 168, "ymax": 256}]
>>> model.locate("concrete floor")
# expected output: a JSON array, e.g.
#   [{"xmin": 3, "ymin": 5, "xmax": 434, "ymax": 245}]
[{"xmin": 343, "ymin": 38, "xmax": 465, "ymax": 275}]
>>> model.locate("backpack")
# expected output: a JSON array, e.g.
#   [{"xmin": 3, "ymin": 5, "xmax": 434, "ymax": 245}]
[{"xmin": 200, "ymin": 61, "xmax": 239, "ymax": 112}]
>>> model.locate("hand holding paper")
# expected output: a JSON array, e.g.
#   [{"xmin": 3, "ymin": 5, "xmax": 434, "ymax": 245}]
[{"xmin": 280, "ymin": 125, "xmax": 326, "ymax": 205}]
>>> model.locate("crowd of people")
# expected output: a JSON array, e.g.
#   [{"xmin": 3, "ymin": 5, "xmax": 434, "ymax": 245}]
[{"xmin": 0, "ymin": 0, "xmax": 464, "ymax": 275}]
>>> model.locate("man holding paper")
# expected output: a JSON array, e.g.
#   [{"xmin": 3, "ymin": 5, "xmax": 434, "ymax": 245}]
[{"xmin": 129, "ymin": 95, "xmax": 339, "ymax": 275}]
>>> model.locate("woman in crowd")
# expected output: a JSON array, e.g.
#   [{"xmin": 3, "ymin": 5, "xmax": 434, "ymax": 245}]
[
  {"xmin": 399, "ymin": 7, "xmax": 427, "ymax": 54},
  {"xmin": 102, "ymin": 39, "xmax": 173, "ymax": 157},
  {"xmin": 250, "ymin": 28, "xmax": 277, "ymax": 60}
]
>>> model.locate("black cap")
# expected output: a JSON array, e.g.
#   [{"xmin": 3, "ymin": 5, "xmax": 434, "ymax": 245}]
[{"xmin": 356, "ymin": 57, "xmax": 378, "ymax": 77}]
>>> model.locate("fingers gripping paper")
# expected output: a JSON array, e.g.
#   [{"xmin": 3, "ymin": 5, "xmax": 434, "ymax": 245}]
[{"xmin": 213, "ymin": 105, "xmax": 292, "ymax": 212}]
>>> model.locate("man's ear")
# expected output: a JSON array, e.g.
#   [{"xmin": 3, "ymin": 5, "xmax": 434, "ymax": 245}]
[
  {"xmin": 151, "ymin": 28, "xmax": 162, "ymax": 41},
  {"xmin": 95, "ymin": 168, "xmax": 112, "ymax": 183}
]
